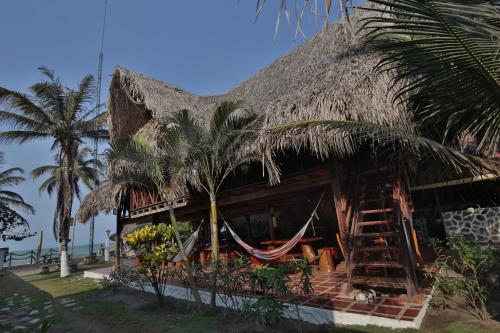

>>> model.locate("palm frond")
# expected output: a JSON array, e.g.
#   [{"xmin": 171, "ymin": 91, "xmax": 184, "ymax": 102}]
[
  {"xmin": 0, "ymin": 87, "xmax": 53, "ymax": 126},
  {"xmin": 361, "ymin": 0, "xmax": 500, "ymax": 151},
  {"xmin": 0, "ymin": 130, "xmax": 52, "ymax": 144},
  {"xmin": 0, "ymin": 111, "xmax": 51, "ymax": 132},
  {"xmin": 0, "ymin": 158, "xmax": 34, "ymax": 215},
  {"xmin": 0, "ymin": 175, "xmax": 26, "ymax": 189},
  {"xmin": 264, "ymin": 119, "xmax": 495, "ymax": 175},
  {"xmin": 0, "ymin": 193, "xmax": 35, "ymax": 214},
  {"xmin": 31, "ymin": 165, "xmax": 58, "ymax": 180}
]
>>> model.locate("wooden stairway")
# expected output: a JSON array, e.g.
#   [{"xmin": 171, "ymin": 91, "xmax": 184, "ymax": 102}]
[{"xmin": 344, "ymin": 165, "xmax": 418, "ymax": 297}]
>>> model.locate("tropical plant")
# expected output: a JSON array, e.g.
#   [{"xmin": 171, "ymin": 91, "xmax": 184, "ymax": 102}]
[
  {"xmin": 0, "ymin": 152, "xmax": 35, "ymax": 241},
  {"xmin": 160, "ymin": 101, "xmax": 279, "ymax": 309},
  {"xmin": 427, "ymin": 235, "xmax": 500, "ymax": 320},
  {"xmin": 105, "ymin": 135, "xmax": 203, "ymax": 306},
  {"xmin": 0, "ymin": 67, "xmax": 108, "ymax": 277},
  {"xmin": 362, "ymin": 0, "xmax": 500, "ymax": 154},
  {"xmin": 125, "ymin": 224, "xmax": 187, "ymax": 305},
  {"xmin": 102, "ymin": 266, "xmax": 147, "ymax": 292},
  {"xmin": 32, "ymin": 145, "xmax": 103, "ymax": 239},
  {"xmin": 241, "ymin": 295, "xmax": 287, "ymax": 328},
  {"xmin": 241, "ymin": 260, "xmax": 315, "ymax": 327}
]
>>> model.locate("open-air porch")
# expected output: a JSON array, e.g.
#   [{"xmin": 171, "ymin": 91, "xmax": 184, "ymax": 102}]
[{"xmin": 89, "ymin": 157, "xmax": 435, "ymax": 329}]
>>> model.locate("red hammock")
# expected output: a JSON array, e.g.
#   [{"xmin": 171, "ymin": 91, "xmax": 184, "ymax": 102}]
[{"xmin": 224, "ymin": 193, "xmax": 324, "ymax": 261}]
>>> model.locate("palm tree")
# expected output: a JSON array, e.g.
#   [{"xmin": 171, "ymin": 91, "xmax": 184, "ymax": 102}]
[
  {"xmin": 32, "ymin": 145, "xmax": 103, "ymax": 241},
  {"xmin": 105, "ymin": 135, "xmax": 204, "ymax": 306},
  {"xmin": 0, "ymin": 67, "xmax": 108, "ymax": 277},
  {"xmin": 362, "ymin": 0, "xmax": 500, "ymax": 154},
  {"xmin": 0, "ymin": 152, "xmax": 35, "ymax": 241},
  {"xmin": 161, "ymin": 101, "xmax": 279, "ymax": 309}
]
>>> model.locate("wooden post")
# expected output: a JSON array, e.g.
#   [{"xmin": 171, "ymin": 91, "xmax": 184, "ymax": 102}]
[
  {"xmin": 393, "ymin": 178, "xmax": 418, "ymax": 298},
  {"xmin": 267, "ymin": 206, "xmax": 277, "ymax": 241},
  {"xmin": 330, "ymin": 163, "xmax": 347, "ymax": 237},
  {"xmin": 115, "ymin": 208, "xmax": 123, "ymax": 269},
  {"xmin": 37, "ymin": 230, "xmax": 43, "ymax": 262}
]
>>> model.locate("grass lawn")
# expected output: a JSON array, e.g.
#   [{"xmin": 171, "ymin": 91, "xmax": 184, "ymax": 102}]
[{"xmin": 1, "ymin": 263, "xmax": 499, "ymax": 332}]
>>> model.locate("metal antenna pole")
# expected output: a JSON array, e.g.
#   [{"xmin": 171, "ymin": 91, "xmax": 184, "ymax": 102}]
[{"xmin": 89, "ymin": 0, "xmax": 108, "ymax": 261}]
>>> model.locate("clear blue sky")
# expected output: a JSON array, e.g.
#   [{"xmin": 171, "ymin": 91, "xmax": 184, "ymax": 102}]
[{"xmin": 1, "ymin": 0, "xmax": 341, "ymax": 251}]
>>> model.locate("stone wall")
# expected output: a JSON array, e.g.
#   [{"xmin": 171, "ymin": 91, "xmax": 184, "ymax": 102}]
[{"xmin": 442, "ymin": 207, "xmax": 500, "ymax": 246}]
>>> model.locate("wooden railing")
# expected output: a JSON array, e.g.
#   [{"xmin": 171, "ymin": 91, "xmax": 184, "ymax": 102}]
[
  {"xmin": 130, "ymin": 189, "xmax": 162, "ymax": 210},
  {"xmin": 129, "ymin": 189, "xmax": 189, "ymax": 219}
]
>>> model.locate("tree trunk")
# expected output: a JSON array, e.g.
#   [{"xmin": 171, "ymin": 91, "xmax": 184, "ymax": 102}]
[
  {"xmin": 166, "ymin": 202, "xmax": 203, "ymax": 306},
  {"xmin": 115, "ymin": 208, "xmax": 122, "ymax": 269},
  {"xmin": 60, "ymin": 149, "xmax": 74, "ymax": 278},
  {"xmin": 209, "ymin": 192, "xmax": 219, "ymax": 309}
]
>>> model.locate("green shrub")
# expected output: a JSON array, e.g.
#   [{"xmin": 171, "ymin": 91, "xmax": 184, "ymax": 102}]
[
  {"xmin": 428, "ymin": 235, "xmax": 500, "ymax": 320},
  {"xmin": 125, "ymin": 224, "xmax": 187, "ymax": 305},
  {"xmin": 102, "ymin": 267, "xmax": 147, "ymax": 292},
  {"xmin": 241, "ymin": 295, "xmax": 287, "ymax": 327}
]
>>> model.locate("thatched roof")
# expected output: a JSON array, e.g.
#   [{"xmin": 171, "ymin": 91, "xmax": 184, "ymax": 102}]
[
  {"xmin": 76, "ymin": 182, "xmax": 119, "ymax": 223},
  {"xmin": 108, "ymin": 7, "xmax": 412, "ymax": 150}
]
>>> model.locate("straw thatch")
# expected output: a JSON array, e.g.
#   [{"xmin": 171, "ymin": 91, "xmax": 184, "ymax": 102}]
[
  {"xmin": 76, "ymin": 181, "xmax": 120, "ymax": 223},
  {"xmin": 108, "ymin": 7, "xmax": 412, "ymax": 156},
  {"xmin": 81, "ymin": 6, "xmax": 414, "ymax": 223}
]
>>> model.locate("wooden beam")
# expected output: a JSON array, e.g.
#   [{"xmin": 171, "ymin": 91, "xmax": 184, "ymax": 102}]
[
  {"xmin": 331, "ymin": 163, "xmax": 346, "ymax": 237},
  {"xmin": 411, "ymin": 173, "xmax": 498, "ymax": 191},
  {"xmin": 267, "ymin": 206, "xmax": 276, "ymax": 241},
  {"xmin": 115, "ymin": 208, "xmax": 123, "ymax": 269}
]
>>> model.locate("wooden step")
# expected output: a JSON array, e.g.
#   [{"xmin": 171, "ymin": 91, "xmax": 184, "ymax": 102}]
[
  {"xmin": 358, "ymin": 220, "xmax": 390, "ymax": 227},
  {"xmin": 361, "ymin": 208, "xmax": 393, "ymax": 215},
  {"xmin": 354, "ymin": 231, "xmax": 399, "ymax": 238},
  {"xmin": 350, "ymin": 276, "xmax": 406, "ymax": 289},
  {"xmin": 354, "ymin": 261, "xmax": 403, "ymax": 268},
  {"xmin": 356, "ymin": 246, "xmax": 401, "ymax": 252}
]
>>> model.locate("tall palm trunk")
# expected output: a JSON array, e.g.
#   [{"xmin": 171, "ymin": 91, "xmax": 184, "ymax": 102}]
[
  {"xmin": 209, "ymin": 192, "xmax": 219, "ymax": 309},
  {"xmin": 165, "ymin": 200, "xmax": 203, "ymax": 306},
  {"xmin": 60, "ymin": 150, "xmax": 74, "ymax": 277}
]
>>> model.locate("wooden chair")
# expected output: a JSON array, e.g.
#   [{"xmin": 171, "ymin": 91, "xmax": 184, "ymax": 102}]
[
  {"xmin": 301, "ymin": 244, "xmax": 317, "ymax": 264},
  {"xmin": 199, "ymin": 250, "xmax": 207, "ymax": 265},
  {"xmin": 318, "ymin": 248, "xmax": 335, "ymax": 273}
]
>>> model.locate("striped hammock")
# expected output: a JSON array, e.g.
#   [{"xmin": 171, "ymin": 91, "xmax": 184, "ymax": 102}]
[
  {"xmin": 224, "ymin": 193, "xmax": 324, "ymax": 261},
  {"xmin": 172, "ymin": 224, "xmax": 202, "ymax": 263}
]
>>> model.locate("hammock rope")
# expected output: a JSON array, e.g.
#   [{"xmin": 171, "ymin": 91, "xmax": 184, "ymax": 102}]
[
  {"xmin": 223, "ymin": 192, "xmax": 325, "ymax": 261},
  {"xmin": 172, "ymin": 223, "xmax": 203, "ymax": 263}
]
